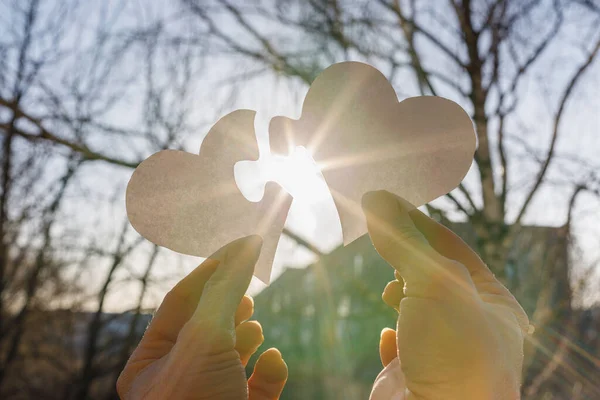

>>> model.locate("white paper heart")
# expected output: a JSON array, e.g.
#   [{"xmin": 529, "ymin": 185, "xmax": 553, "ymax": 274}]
[
  {"xmin": 269, "ymin": 61, "xmax": 476, "ymax": 245},
  {"xmin": 126, "ymin": 110, "xmax": 292, "ymax": 284},
  {"xmin": 126, "ymin": 62, "xmax": 476, "ymax": 284}
]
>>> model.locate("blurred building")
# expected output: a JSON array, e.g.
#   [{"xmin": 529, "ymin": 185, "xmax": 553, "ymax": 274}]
[
  {"xmin": 250, "ymin": 223, "xmax": 578, "ymax": 399},
  {"xmin": 1, "ymin": 310, "xmax": 151, "ymax": 400}
]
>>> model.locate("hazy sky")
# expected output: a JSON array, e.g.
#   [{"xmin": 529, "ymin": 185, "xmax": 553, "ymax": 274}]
[{"xmin": 11, "ymin": 1, "xmax": 596, "ymax": 311}]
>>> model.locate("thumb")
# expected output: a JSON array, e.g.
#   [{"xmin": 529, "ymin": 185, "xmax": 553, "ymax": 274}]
[
  {"xmin": 362, "ymin": 190, "xmax": 474, "ymax": 299},
  {"xmin": 248, "ymin": 348, "xmax": 288, "ymax": 400},
  {"xmin": 184, "ymin": 235, "xmax": 263, "ymax": 349},
  {"xmin": 379, "ymin": 328, "xmax": 398, "ymax": 367}
]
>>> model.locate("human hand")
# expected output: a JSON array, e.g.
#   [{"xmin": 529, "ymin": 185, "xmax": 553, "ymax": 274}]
[
  {"xmin": 117, "ymin": 236, "xmax": 287, "ymax": 400},
  {"xmin": 363, "ymin": 191, "xmax": 530, "ymax": 400}
]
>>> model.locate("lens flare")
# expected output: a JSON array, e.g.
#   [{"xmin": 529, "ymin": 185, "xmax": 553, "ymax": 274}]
[{"xmin": 267, "ymin": 147, "xmax": 330, "ymax": 205}]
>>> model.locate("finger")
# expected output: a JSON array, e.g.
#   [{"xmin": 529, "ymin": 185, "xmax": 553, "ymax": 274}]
[
  {"xmin": 235, "ymin": 320, "xmax": 264, "ymax": 366},
  {"xmin": 382, "ymin": 280, "xmax": 403, "ymax": 311},
  {"xmin": 407, "ymin": 207, "xmax": 502, "ymax": 290},
  {"xmin": 236, "ymin": 295, "xmax": 254, "ymax": 326},
  {"xmin": 138, "ymin": 258, "xmax": 220, "ymax": 350},
  {"xmin": 406, "ymin": 202, "xmax": 528, "ymax": 327},
  {"xmin": 248, "ymin": 348, "xmax": 288, "ymax": 400},
  {"xmin": 379, "ymin": 328, "xmax": 398, "ymax": 367},
  {"xmin": 118, "ymin": 257, "xmax": 221, "ymax": 392},
  {"xmin": 362, "ymin": 190, "xmax": 474, "ymax": 299},
  {"xmin": 187, "ymin": 235, "xmax": 263, "ymax": 343},
  {"xmin": 364, "ymin": 191, "xmax": 529, "ymax": 332}
]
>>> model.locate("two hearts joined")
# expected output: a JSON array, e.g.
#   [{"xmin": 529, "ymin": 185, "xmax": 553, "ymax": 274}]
[{"xmin": 126, "ymin": 62, "xmax": 477, "ymax": 284}]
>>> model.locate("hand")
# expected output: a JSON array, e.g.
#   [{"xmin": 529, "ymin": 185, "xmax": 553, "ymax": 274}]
[
  {"xmin": 363, "ymin": 191, "xmax": 530, "ymax": 400},
  {"xmin": 117, "ymin": 236, "xmax": 288, "ymax": 400}
]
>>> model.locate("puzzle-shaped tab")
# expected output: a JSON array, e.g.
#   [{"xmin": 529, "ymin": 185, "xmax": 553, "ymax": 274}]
[
  {"xmin": 126, "ymin": 110, "xmax": 292, "ymax": 284},
  {"xmin": 269, "ymin": 62, "xmax": 476, "ymax": 245},
  {"xmin": 126, "ymin": 62, "xmax": 476, "ymax": 284}
]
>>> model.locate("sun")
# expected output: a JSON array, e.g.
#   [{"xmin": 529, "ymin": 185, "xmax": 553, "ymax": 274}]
[
  {"xmin": 234, "ymin": 145, "xmax": 330, "ymax": 207},
  {"xmin": 265, "ymin": 146, "xmax": 330, "ymax": 205}
]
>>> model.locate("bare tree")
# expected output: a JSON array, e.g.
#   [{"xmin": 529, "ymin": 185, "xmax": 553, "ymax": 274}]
[
  {"xmin": 1, "ymin": 0, "xmax": 599, "ymax": 398},
  {"xmin": 176, "ymin": 0, "xmax": 600, "ymax": 397},
  {"xmin": 179, "ymin": 0, "xmax": 600, "ymax": 277},
  {"xmin": 0, "ymin": 1, "xmax": 320, "ymax": 398},
  {"xmin": 0, "ymin": 1, "xmax": 195, "ymax": 398}
]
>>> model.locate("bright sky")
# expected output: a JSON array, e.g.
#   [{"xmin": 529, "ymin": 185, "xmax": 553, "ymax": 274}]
[
  {"xmin": 104, "ymin": 69, "xmax": 599, "ymax": 312},
  {"xmin": 29, "ymin": 1, "xmax": 597, "ymax": 311},
  {"xmin": 235, "ymin": 115, "xmax": 344, "ymax": 295}
]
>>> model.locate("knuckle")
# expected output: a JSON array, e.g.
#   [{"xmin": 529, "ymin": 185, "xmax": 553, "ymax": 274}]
[
  {"xmin": 237, "ymin": 320, "xmax": 263, "ymax": 337},
  {"xmin": 394, "ymin": 225, "xmax": 426, "ymax": 243},
  {"xmin": 115, "ymin": 373, "xmax": 128, "ymax": 399},
  {"xmin": 372, "ymin": 236, "xmax": 399, "ymax": 260},
  {"xmin": 180, "ymin": 317, "xmax": 235, "ymax": 349},
  {"xmin": 162, "ymin": 289, "xmax": 193, "ymax": 312}
]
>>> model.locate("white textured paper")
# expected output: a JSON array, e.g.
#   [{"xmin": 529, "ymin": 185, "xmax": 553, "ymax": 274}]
[
  {"xmin": 269, "ymin": 62, "xmax": 477, "ymax": 245},
  {"xmin": 126, "ymin": 62, "xmax": 476, "ymax": 284},
  {"xmin": 126, "ymin": 110, "xmax": 292, "ymax": 284}
]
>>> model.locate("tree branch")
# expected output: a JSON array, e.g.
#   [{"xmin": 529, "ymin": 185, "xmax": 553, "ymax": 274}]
[
  {"xmin": 183, "ymin": 0, "xmax": 315, "ymax": 84},
  {"xmin": 497, "ymin": 1, "xmax": 563, "ymax": 113},
  {"xmin": 0, "ymin": 98, "xmax": 139, "ymax": 169},
  {"xmin": 0, "ymin": 98, "xmax": 323, "ymax": 257},
  {"xmin": 446, "ymin": 191, "xmax": 472, "ymax": 216},
  {"xmin": 379, "ymin": 0, "xmax": 467, "ymax": 69},
  {"xmin": 514, "ymin": 34, "xmax": 600, "ymax": 224},
  {"xmin": 453, "ymin": 0, "xmax": 504, "ymax": 223},
  {"xmin": 282, "ymin": 228, "xmax": 324, "ymax": 257},
  {"xmin": 497, "ymin": 114, "xmax": 508, "ymax": 213}
]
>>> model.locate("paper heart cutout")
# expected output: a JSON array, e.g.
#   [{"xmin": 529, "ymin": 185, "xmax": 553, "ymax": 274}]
[
  {"xmin": 269, "ymin": 61, "xmax": 476, "ymax": 245},
  {"xmin": 127, "ymin": 62, "xmax": 476, "ymax": 285},
  {"xmin": 126, "ymin": 110, "xmax": 292, "ymax": 284}
]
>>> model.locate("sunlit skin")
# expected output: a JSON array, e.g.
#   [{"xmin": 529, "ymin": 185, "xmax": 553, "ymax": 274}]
[
  {"xmin": 119, "ymin": 138, "xmax": 534, "ymax": 399},
  {"xmin": 276, "ymin": 139, "xmax": 532, "ymax": 398},
  {"xmin": 364, "ymin": 190, "xmax": 530, "ymax": 400},
  {"xmin": 276, "ymin": 133, "xmax": 600, "ymax": 397},
  {"xmin": 117, "ymin": 236, "xmax": 287, "ymax": 400}
]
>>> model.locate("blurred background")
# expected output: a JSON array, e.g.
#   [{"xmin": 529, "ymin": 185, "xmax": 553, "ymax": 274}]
[{"xmin": 1, "ymin": 0, "xmax": 600, "ymax": 399}]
